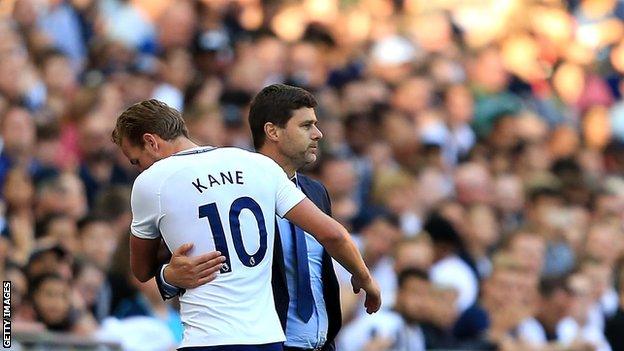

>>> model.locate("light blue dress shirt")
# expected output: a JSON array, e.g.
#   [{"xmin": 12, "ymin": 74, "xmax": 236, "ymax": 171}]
[{"xmin": 278, "ymin": 174, "xmax": 328, "ymax": 349}]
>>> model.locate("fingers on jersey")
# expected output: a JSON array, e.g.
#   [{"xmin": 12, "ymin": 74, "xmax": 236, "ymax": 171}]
[
  {"xmin": 177, "ymin": 251, "xmax": 225, "ymax": 288},
  {"xmin": 194, "ymin": 255, "xmax": 226, "ymax": 276},
  {"xmin": 174, "ymin": 243, "xmax": 194, "ymax": 256}
]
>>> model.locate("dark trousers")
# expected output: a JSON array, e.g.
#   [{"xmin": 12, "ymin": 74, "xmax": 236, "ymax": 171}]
[
  {"xmin": 179, "ymin": 343, "xmax": 283, "ymax": 351},
  {"xmin": 283, "ymin": 347, "xmax": 320, "ymax": 351}
]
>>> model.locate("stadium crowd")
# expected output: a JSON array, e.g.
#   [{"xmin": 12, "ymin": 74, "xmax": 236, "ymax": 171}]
[{"xmin": 0, "ymin": 0, "xmax": 623, "ymax": 350}]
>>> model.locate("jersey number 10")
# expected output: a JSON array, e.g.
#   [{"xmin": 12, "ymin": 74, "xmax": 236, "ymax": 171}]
[{"xmin": 199, "ymin": 196, "xmax": 268, "ymax": 274}]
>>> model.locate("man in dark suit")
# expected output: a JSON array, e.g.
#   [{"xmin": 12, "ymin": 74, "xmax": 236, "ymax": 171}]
[{"xmin": 156, "ymin": 84, "xmax": 346, "ymax": 351}]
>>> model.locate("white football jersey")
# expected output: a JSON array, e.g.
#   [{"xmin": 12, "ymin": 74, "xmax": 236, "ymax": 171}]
[{"xmin": 130, "ymin": 146, "xmax": 306, "ymax": 347}]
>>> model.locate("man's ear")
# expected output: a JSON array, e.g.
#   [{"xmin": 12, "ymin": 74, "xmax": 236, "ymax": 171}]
[
  {"xmin": 142, "ymin": 133, "xmax": 159, "ymax": 151},
  {"xmin": 264, "ymin": 122, "xmax": 280, "ymax": 142}
]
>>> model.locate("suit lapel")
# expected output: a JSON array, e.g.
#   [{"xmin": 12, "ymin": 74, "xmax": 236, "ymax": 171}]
[{"xmin": 271, "ymin": 219, "xmax": 289, "ymax": 330}]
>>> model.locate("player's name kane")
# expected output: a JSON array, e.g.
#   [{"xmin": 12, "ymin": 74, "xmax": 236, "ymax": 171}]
[{"xmin": 192, "ymin": 170, "xmax": 245, "ymax": 193}]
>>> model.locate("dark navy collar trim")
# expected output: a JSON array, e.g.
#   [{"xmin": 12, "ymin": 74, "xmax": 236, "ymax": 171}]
[{"xmin": 172, "ymin": 146, "xmax": 217, "ymax": 157}]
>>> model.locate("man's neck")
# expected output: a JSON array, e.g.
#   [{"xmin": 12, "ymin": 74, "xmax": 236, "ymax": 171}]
[
  {"xmin": 259, "ymin": 146, "xmax": 297, "ymax": 178},
  {"xmin": 170, "ymin": 138, "xmax": 200, "ymax": 154}
]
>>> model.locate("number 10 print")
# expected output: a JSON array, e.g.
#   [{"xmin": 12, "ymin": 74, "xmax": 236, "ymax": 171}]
[{"xmin": 199, "ymin": 197, "xmax": 268, "ymax": 273}]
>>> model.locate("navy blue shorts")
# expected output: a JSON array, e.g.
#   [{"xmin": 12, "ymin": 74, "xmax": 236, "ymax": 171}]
[{"xmin": 179, "ymin": 343, "xmax": 283, "ymax": 351}]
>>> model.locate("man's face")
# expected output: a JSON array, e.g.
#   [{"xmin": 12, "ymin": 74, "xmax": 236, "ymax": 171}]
[
  {"xmin": 34, "ymin": 278, "xmax": 71, "ymax": 326},
  {"xmin": 81, "ymin": 222, "xmax": 117, "ymax": 269},
  {"xmin": 511, "ymin": 234, "xmax": 545, "ymax": 274},
  {"xmin": 540, "ymin": 288, "xmax": 572, "ymax": 323},
  {"xmin": 397, "ymin": 276, "xmax": 431, "ymax": 323},
  {"xmin": 582, "ymin": 263, "xmax": 611, "ymax": 300},
  {"xmin": 363, "ymin": 218, "xmax": 402, "ymax": 258},
  {"xmin": 586, "ymin": 225, "xmax": 621, "ymax": 264},
  {"xmin": 48, "ymin": 217, "xmax": 78, "ymax": 253},
  {"xmin": 120, "ymin": 137, "xmax": 161, "ymax": 172},
  {"xmin": 485, "ymin": 269, "xmax": 524, "ymax": 308},
  {"xmin": 567, "ymin": 273, "xmax": 593, "ymax": 322},
  {"xmin": 80, "ymin": 114, "xmax": 116, "ymax": 163},
  {"xmin": 2, "ymin": 108, "xmax": 35, "ymax": 154},
  {"xmin": 277, "ymin": 107, "xmax": 322, "ymax": 168},
  {"xmin": 76, "ymin": 265, "xmax": 104, "ymax": 306}
]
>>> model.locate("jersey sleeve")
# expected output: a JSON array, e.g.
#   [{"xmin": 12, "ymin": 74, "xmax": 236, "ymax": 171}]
[
  {"xmin": 272, "ymin": 164, "xmax": 306, "ymax": 218},
  {"xmin": 130, "ymin": 173, "xmax": 163, "ymax": 240}
]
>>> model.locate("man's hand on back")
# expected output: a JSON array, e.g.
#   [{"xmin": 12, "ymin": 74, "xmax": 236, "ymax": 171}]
[
  {"xmin": 164, "ymin": 243, "xmax": 226, "ymax": 289},
  {"xmin": 351, "ymin": 274, "xmax": 382, "ymax": 314}
]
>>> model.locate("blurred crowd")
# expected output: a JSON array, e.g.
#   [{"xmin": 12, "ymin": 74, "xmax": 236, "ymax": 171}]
[{"xmin": 0, "ymin": 0, "xmax": 624, "ymax": 350}]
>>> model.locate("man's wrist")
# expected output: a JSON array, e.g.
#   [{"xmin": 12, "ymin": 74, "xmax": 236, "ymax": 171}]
[
  {"xmin": 356, "ymin": 270, "xmax": 372, "ymax": 285},
  {"xmin": 161, "ymin": 264, "xmax": 180, "ymax": 290}
]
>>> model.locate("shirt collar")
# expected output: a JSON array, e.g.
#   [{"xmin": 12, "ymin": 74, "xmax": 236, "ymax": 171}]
[{"xmin": 290, "ymin": 172, "xmax": 298, "ymax": 187}]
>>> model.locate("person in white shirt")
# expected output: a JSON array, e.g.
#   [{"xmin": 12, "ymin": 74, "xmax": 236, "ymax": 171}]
[
  {"xmin": 559, "ymin": 271, "xmax": 611, "ymax": 351},
  {"xmin": 424, "ymin": 212, "xmax": 479, "ymax": 313},
  {"xmin": 111, "ymin": 99, "xmax": 381, "ymax": 350},
  {"xmin": 516, "ymin": 274, "xmax": 606, "ymax": 351},
  {"xmin": 338, "ymin": 269, "xmax": 430, "ymax": 351}
]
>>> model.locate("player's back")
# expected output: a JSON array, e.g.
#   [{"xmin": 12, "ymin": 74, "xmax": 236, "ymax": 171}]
[{"xmin": 133, "ymin": 147, "xmax": 303, "ymax": 347}]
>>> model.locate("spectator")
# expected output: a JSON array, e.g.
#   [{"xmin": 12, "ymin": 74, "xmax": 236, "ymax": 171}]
[
  {"xmin": 73, "ymin": 258, "xmax": 108, "ymax": 322},
  {"xmin": 114, "ymin": 278, "xmax": 183, "ymax": 343},
  {"xmin": 526, "ymin": 186, "xmax": 577, "ymax": 277},
  {"xmin": 26, "ymin": 243, "xmax": 72, "ymax": 281},
  {"xmin": 36, "ymin": 213, "xmax": 79, "ymax": 254},
  {"xmin": 338, "ymin": 268, "xmax": 437, "ymax": 351},
  {"xmin": 76, "ymin": 216, "xmax": 117, "ymax": 272},
  {"xmin": 35, "ymin": 172, "xmax": 88, "ymax": 221},
  {"xmin": 28, "ymin": 272, "xmax": 96, "ymax": 334},
  {"xmin": 452, "ymin": 253, "xmax": 534, "ymax": 348},
  {"xmin": 462, "ymin": 204, "xmax": 500, "ymax": 278},
  {"xmin": 425, "ymin": 211, "xmax": 479, "ymax": 314},
  {"xmin": 77, "ymin": 112, "xmax": 131, "ymax": 208},
  {"xmin": 504, "ymin": 229, "xmax": 544, "ymax": 271},
  {"xmin": 517, "ymin": 276, "xmax": 573, "ymax": 347},
  {"xmin": 558, "ymin": 270, "xmax": 612, "ymax": 351}
]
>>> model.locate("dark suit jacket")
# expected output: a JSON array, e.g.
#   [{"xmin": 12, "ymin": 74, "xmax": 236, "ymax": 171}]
[
  {"xmin": 155, "ymin": 173, "xmax": 342, "ymax": 350},
  {"xmin": 271, "ymin": 173, "xmax": 342, "ymax": 351},
  {"xmin": 606, "ymin": 308, "xmax": 624, "ymax": 351}
]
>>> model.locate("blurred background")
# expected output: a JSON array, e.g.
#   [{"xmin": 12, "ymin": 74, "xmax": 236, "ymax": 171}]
[{"xmin": 0, "ymin": 0, "xmax": 623, "ymax": 350}]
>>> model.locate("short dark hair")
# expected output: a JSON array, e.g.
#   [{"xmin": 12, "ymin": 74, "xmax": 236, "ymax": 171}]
[
  {"xmin": 527, "ymin": 186, "xmax": 563, "ymax": 205},
  {"xmin": 248, "ymin": 84, "xmax": 317, "ymax": 150},
  {"xmin": 28, "ymin": 272, "xmax": 66, "ymax": 299},
  {"xmin": 500, "ymin": 226, "xmax": 542, "ymax": 251},
  {"xmin": 77, "ymin": 215, "xmax": 109, "ymax": 233},
  {"xmin": 538, "ymin": 275, "xmax": 570, "ymax": 297},
  {"xmin": 35, "ymin": 213, "xmax": 72, "ymax": 239},
  {"xmin": 35, "ymin": 47, "xmax": 67, "ymax": 68},
  {"xmin": 423, "ymin": 211, "xmax": 464, "ymax": 250},
  {"xmin": 112, "ymin": 99, "xmax": 189, "ymax": 146},
  {"xmin": 93, "ymin": 185, "xmax": 131, "ymax": 221},
  {"xmin": 398, "ymin": 268, "xmax": 430, "ymax": 288}
]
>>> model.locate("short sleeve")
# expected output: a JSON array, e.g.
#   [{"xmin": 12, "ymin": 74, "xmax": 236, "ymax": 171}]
[
  {"xmin": 271, "ymin": 163, "xmax": 306, "ymax": 218},
  {"xmin": 130, "ymin": 174, "xmax": 163, "ymax": 240}
]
